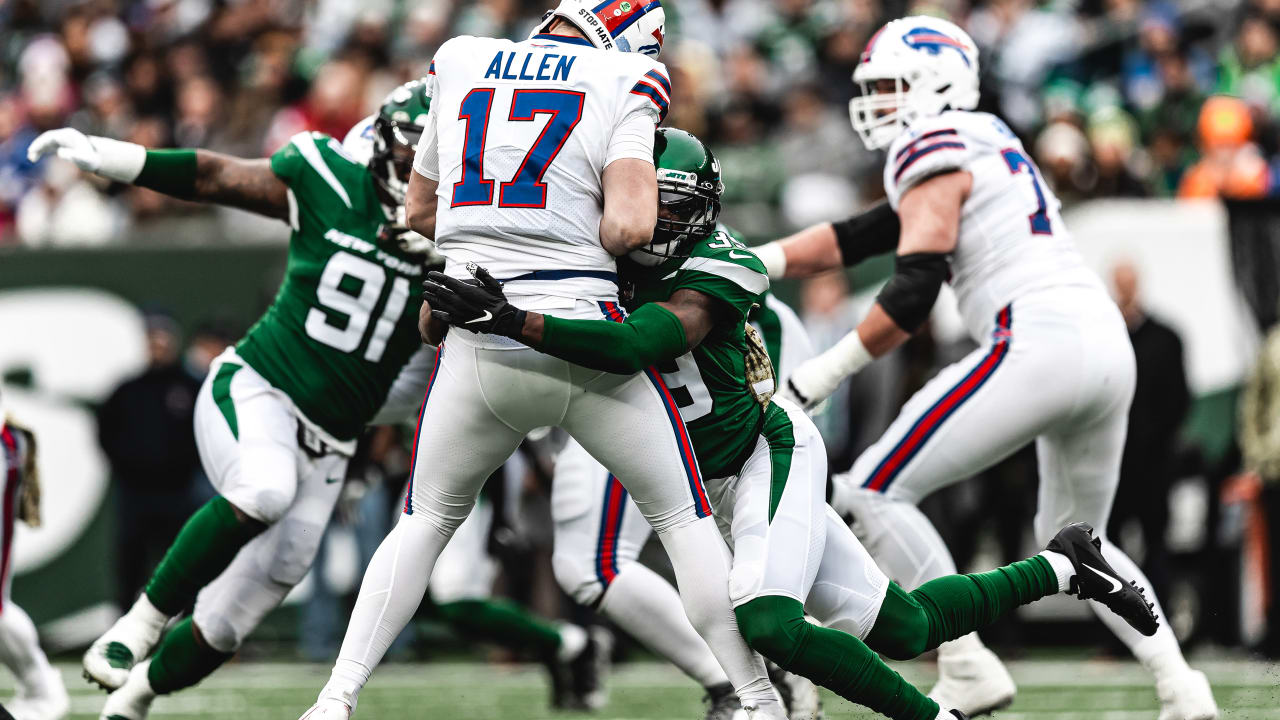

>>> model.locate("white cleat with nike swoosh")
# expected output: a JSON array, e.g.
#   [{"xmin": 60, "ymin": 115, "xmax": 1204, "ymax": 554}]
[{"xmin": 1046, "ymin": 522, "xmax": 1160, "ymax": 636}]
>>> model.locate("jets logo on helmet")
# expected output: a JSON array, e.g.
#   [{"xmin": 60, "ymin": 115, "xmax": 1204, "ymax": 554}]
[
  {"xmin": 529, "ymin": 0, "xmax": 666, "ymax": 57},
  {"xmin": 849, "ymin": 16, "xmax": 980, "ymax": 150}
]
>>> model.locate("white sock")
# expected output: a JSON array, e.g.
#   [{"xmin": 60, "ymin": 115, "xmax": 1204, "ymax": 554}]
[
  {"xmin": 556, "ymin": 623, "xmax": 587, "ymax": 663},
  {"xmin": 655, "ymin": 517, "xmax": 774, "ymax": 702},
  {"xmin": 126, "ymin": 593, "xmax": 170, "ymax": 633},
  {"xmin": 325, "ymin": 513, "xmax": 452, "ymax": 708},
  {"xmin": 598, "ymin": 563, "xmax": 730, "ymax": 688},
  {"xmin": 1038, "ymin": 550, "xmax": 1076, "ymax": 593},
  {"xmin": 936, "ymin": 631, "xmax": 985, "ymax": 659},
  {"xmin": 1093, "ymin": 537, "xmax": 1189, "ymax": 680},
  {"xmin": 0, "ymin": 603, "xmax": 55, "ymax": 693}
]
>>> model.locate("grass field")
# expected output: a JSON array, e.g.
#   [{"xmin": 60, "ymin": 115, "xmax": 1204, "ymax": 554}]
[{"xmin": 19, "ymin": 657, "xmax": 1280, "ymax": 719}]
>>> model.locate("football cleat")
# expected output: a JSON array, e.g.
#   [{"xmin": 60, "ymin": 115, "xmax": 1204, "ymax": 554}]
[
  {"xmin": 83, "ymin": 598, "xmax": 168, "ymax": 691},
  {"xmin": 97, "ymin": 660, "xmax": 155, "ymax": 720},
  {"xmin": 743, "ymin": 703, "xmax": 789, "ymax": 720},
  {"xmin": 298, "ymin": 698, "xmax": 352, "ymax": 720},
  {"xmin": 927, "ymin": 647, "xmax": 1015, "ymax": 717},
  {"xmin": 1156, "ymin": 669, "xmax": 1219, "ymax": 720},
  {"xmin": 702, "ymin": 683, "xmax": 746, "ymax": 720},
  {"xmin": 1046, "ymin": 522, "xmax": 1160, "ymax": 636},
  {"xmin": 941, "ymin": 711, "xmax": 969, "ymax": 720},
  {"xmin": 570, "ymin": 626, "xmax": 613, "ymax": 710}
]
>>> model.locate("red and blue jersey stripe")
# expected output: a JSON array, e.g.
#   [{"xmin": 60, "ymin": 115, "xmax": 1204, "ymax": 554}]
[
  {"xmin": 598, "ymin": 301, "xmax": 711, "ymax": 517},
  {"xmin": 863, "ymin": 305, "xmax": 1012, "ymax": 493},
  {"xmin": 595, "ymin": 474, "xmax": 628, "ymax": 587},
  {"xmin": 630, "ymin": 71, "xmax": 670, "ymax": 122},
  {"xmin": 403, "ymin": 345, "xmax": 445, "ymax": 515},
  {"xmin": 894, "ymin": 129, "xmax": 964, "ymax": 183}
]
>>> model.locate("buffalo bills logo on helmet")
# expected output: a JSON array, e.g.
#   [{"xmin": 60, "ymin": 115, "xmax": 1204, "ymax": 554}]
[
  {"xmin": 901, "ymin": 27, "xmax": 971, "ymax": 66},
  {"xmin": 637, "ymin": 27, "xmax": 663, "ymax": 56}
]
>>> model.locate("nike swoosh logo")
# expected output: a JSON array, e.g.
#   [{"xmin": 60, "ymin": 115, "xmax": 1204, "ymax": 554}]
[
  {"xmin": 466, "ymin": 310, "xmax": 493, "ymax": 325},
  {"xmin": 729, "ymin": 251, "xmax": 754, "ymax": 260},
  {"xmin": 1082, "ymin": 562, "xmax": 1122, "ymax": 594},
  {"xmin": 326, "ymin": 477, "xmax": 341, "ymax": 484}
]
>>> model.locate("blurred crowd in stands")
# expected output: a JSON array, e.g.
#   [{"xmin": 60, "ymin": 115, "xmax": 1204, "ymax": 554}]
[{"xmin": 1, "ymin": 0, "xmax": 1279, "ymax": 246}]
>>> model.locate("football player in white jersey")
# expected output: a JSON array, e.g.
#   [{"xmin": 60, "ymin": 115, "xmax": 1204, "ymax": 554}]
[
  {"xmin": 756, "ymin": 16, "xmax": 1218, "ymax": 720},
  {"xmin": 300, "ymin": 3, "xmax": 786, "ymax": 719}
]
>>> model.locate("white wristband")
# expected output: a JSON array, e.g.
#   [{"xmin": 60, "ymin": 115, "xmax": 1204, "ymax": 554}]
[
  {"xmin": 827, "ymin": 329, "xmax": 874, "ymax": 378},
  {"xmin": 89, "ymin": 136, "xmax": 147, "ymax": 183},
  {"xmin": 754, "ymin": 242, "xmax": 787, "ymax": 280}
]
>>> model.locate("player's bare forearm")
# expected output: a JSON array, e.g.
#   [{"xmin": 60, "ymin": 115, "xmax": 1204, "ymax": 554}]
[
  {"xmin": 600, "ymin": 157, "xmax": 658, "ymax": 255},
  {"xmin": 857, "ymin": 303, "xmax": 913, "ymax": 357},
  {"xmin": 191, "ymin": 151, "xmax": 289, "ymax": 219},
  {"xmin": 773, "ymin": 223, "xmax": 844, "ymax": 278},
  {"xmin": 407, "ymin": 171, "xmax": 439, "ymax": 239}
]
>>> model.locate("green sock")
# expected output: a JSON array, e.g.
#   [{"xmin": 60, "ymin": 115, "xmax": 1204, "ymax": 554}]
[
  {"xmin": 144, "ymin": 497, "xmax": 266, "ymax": 615},
  {"xmin": 867, "ymin": 555, "xmax": 1057, "ymax": 660},
  {"xmin": 146, "ymin": 618, "xmax": 233, "ymax": 694},
  {"xmin": 435, "ymin": 598, "xmax": 562, "ymax": 656},
  {"xmin": 736, "ymin": 595, "xmax": 939, "ymax": 720}
]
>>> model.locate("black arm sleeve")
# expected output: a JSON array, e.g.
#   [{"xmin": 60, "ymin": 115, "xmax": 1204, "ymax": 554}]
[
  {"xmin": 831, "ymin": 200, "xmax": 901, "ymax": 267},
  {"xmin": 876, "ymin": 252, "xmax": 948, "ymax": 333}
]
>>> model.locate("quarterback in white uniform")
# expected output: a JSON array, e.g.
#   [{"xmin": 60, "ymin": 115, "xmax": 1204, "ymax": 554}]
[
  {"xmin": 758, "ymin": 16, "xmax": 1217, "ymax": 720},
  {"xmin": 302, "ymin": 2, "xmax": 785, "ymax": 718}
]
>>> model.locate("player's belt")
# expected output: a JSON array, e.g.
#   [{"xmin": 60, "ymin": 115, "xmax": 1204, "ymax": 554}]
[{"xmin": 503, "ymin": 270, "xmax": 618, "ymax": 283}]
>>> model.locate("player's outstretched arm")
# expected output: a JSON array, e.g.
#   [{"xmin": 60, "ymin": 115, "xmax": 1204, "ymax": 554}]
[
  {"xmin": 781, "ymin": 171, "xmax": 969, "ymax": 408},
  {"xmin": 753, "ymin": 200, "xmax": 902, "ymax": 279},
  {"xmin": 422, "ymin": 265, "xmax": 716, "ymax": 374},
  {"xmin": 600, "ymin": 157, "xmax": 658, "ymax": 256},
  {"xmin": 27, "ymin": 127, "xmax": 288, "ymax": 219},
  {"xmin": 523, "ymin": 288, "xmax": 718, "ymax": 374}
]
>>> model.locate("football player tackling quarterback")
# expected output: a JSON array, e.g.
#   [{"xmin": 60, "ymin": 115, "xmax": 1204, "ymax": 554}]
[
  {"xmin": 424, "ymin": 127, "xmax": 1162, "ymax": 720},
  {"xmin": 755, "ymin": 16, "xmax": 1218, "ymax": 720}
]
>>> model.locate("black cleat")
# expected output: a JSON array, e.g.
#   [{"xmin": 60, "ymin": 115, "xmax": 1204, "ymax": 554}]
[
  {"xmin": 1046, "ymin": 522, "xmax": 1160, "ymax": 636},
  {"xmin": 702, "ymin": 683, "xmax": 743, "ymax": 720},
  {"xmin": 570, "ymin": 626, "xmax": 613, "ymax": 710},
  {"xmin": 947, "ymin": 711, "xmax": 969, "ymax": 719}
]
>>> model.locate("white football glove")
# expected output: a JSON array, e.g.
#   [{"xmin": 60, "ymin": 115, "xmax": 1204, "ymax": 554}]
[
  {"xmin": 27, "ymin": 128, "xmax": 146, "ymax": 182},
  {"xmin": 778, "ymin": 330, "xmax": 874, "ymax": 410}
]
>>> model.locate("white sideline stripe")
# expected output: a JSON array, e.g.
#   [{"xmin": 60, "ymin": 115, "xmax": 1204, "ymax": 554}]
[
  {"xmin": 292, "ymin": 132, "xmax": 352, "ymax": 208},
  {"xmin": 680, "ymin": 257, "xmax": 768, "ymax": 294}
]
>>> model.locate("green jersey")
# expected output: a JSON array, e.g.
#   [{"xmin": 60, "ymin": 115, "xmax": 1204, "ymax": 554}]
[
  {"xmin": 235, "ymin": 131, "xmax": 425, "ymax": 441},
  {"xmin": 621, "ymin": 229, "xmax": 771, "ymax": 478}
]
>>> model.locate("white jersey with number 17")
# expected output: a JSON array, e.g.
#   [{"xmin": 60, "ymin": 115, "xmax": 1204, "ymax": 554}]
[
  {"xmin": 884, "ymin": 110, "xmax": 1104, "ymax": 341},
  {"xmin": 414, "ymin": 33, "xmax": 671, "ymax": 311}
]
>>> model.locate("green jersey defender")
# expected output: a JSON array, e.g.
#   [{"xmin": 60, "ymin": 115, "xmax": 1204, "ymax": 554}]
[{"xmin": 27, "ymin": 81, "xmax": 452, "ymax": 720}]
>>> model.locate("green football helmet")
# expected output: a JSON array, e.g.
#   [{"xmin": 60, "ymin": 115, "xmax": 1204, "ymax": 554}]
[
  {"xmin": 633, "ymin": 127, "xmax": 724, "ymax": 266},
  {"xmin": 371, "ymin": 79, "xmax": 431, "ymax": 209}
]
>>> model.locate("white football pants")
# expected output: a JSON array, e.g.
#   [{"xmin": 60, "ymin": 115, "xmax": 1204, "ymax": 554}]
[
  {"xmin": 832, "ymin": 286, "xmax": 1188, "ymax": 672},
  {"xmin": 325, "ymin": 317, "xmax": 772, "ymax": 709},
  {"xmin": 192, "ymin": 348, "xmax": 349, "ymax": 652}
]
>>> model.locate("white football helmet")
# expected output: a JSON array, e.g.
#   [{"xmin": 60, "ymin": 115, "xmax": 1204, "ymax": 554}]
[
  {"xmin": 849, "ymin": 16, "xmax": 980, "ymax": 150},
  {"xmin": 529, "ymin": 0, "xmax": 666, "ymax": 57}
]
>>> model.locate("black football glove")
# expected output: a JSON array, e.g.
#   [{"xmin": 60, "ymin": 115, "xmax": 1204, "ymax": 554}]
[{"xmin": 422, "ymin": 263, "xmax": 527, "ymax": 339}]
